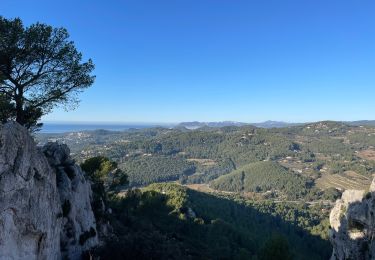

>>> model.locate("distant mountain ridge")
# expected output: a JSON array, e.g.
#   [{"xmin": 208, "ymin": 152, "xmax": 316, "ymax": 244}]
[
  {"xmin": 176, "ymin": 120, "xmax": 301, "ymax": 129},
  {"xmin": 176, "ymin": 121, "xmax": 248, "ymax": 129},
  {"xmin": 346, "ymin": 120, "xmax": 375, "ymax": 126},
  {"xmin": 40, "ymin": 120, "xmax": 375, "ymax": 134},
  {"xmin": 252, "ymin": 120, "xmax": 302, "ymax": 128}
]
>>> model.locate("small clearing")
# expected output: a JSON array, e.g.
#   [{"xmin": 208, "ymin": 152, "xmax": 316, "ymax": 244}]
[
  {"xmin": 187, "ymin": 158, "xmax": 217, "ymax": 166},
  {"xmin": 316, "ymin": 171, "xmax": 371, "ymax": 190},
  {"xmin": 357, "ymin": 149, "xmax": 375, "ymax": 161}
]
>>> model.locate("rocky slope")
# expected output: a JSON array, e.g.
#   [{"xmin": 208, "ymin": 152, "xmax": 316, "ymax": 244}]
[
  {"xmin": 0, "ymin": 123, "xmax": 98, "ymax": 260},
  {"xmin": 330, "ymin": 178, "xmax": 375, "ymax": 259}
]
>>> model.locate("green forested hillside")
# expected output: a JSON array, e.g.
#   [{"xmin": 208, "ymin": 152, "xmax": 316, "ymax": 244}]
[
  {"xmin": 37, "ymin": 121, "xmax": 375, "ymax": 259},
  {"xmin": 94, "ymin": 183, "xmax": 331, "ymax": 260},
  {"xmin": 211, "ymin": 161, "xmax": 311, "ymax": 199},
  {"xmin": 37, "ymin": 121, "xmax": 375, "ymax": 198},
  {"xmin": 121, "ymin": 156, "xmax": 196, "ymax": 186}
]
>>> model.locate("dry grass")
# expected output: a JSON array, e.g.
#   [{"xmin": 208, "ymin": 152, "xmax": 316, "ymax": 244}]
[
  {"xmin": 357, "ymin": 149, "xmax": 375, "ymax": 161},
  {"xmin": 316, "ymin": 171, "xmax": 371, "ymax": 190},
  {"xmin": 185, "ymin": 183, "xmax": 213, "ymax": 192},
  {"xmin": 185, "ymin": 183, "xmax": 235, "ymax": 195},
  {"xmin": 186, "ymin": 158, "xmax": 217, "ymax": 166}
]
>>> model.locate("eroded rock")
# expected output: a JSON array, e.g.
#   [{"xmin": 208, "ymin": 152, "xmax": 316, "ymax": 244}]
[
  {"xmin": 0, "ymin": 123, "xmax": 98, "ymax": 259},
  {"xmin": 329, "ymin": 179, "xmax": 375, "ymax": 260},
  {"xmin": 43, "ymin": 142, "xmax": 98, "ymax": 259}
]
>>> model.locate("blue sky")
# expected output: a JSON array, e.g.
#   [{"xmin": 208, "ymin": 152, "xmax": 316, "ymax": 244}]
[{"xmin": 2, "ymin": 0, "xmax": 375, "ymax": 123}]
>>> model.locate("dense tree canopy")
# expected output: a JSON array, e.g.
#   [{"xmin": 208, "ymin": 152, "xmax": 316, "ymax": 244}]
[
  {"xmin": 0, "ymin": 17, "xmax": 95, "ymax": 129},
  {"xmin": 43, "ymin": 122, "xmax": 375, "ymax": 198}
]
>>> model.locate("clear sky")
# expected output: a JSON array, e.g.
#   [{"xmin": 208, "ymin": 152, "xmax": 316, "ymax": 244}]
[{"xmin": 2, "ymin": 0, "xmax": 375, "ymax": 123}]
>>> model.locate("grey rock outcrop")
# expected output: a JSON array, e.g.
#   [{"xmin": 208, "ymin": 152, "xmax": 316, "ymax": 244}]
[
  {"xmin": 43, "ymin": 142, "xmax": 98, "ymax": 259},
  {"xmin": 329, "ymin": 178, "xmax": 375, "ymax": 260},
  {"xmin": 0, "ymin": 123, "xmax": 98, "ymax": 259}
]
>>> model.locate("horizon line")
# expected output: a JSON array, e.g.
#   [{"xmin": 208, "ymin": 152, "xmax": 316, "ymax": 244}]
[{"xmin": 41, "ymin": 119, "xmax": 375, "ymax": 125}]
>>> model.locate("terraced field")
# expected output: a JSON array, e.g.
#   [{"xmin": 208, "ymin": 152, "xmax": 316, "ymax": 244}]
[
  {"xmin": 316, "ymin": 171, "xmax": 371, "ymax": 190},
  {"xmin": 358, "ymin": 149, "xmax": 375, "ymax": 161}
]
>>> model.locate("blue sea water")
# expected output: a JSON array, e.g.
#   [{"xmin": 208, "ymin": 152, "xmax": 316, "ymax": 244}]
[{"xmin": 41, "ymin": 123, "xmax": 173, "ymax": 134}]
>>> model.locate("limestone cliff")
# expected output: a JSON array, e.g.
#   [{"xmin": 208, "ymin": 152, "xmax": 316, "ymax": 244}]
[
  {"xmin": 329, "ymin": 178, "xmax": 375, "ymax": 260},
  {"xmin": 0, "ymin": 123, "xmax": 98, "ymax": 260}
]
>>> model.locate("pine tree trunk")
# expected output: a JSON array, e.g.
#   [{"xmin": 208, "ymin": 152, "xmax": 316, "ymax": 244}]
[{"xmin": 15, "ymin": 87, "xmax": 24, "ymax": 125}]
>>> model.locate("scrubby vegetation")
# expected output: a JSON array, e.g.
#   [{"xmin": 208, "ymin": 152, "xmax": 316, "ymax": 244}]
[
  {"xmin": 93, "ymin": 183, "xmax": 331, "ymax": 260},
  {"xmin": 81, "ymin": 156, "xmax": 128, "ymax": 192}
]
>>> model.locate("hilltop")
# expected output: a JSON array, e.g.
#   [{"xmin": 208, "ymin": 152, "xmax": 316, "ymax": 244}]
[
  {"xmin": 37, "ymin": 120, "xmax": 375, "ymax": 198},
  {"xmin": 176, "ymin": 120, "xmax": 301, "ymax": 129},
  {"xmin": 211, "ymin": 161, "xmax": 310, "ymax": 199}
]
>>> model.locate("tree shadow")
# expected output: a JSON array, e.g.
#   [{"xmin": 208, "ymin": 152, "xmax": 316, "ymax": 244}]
[{"xmin": 93, "ymin": 184, "xmax": 332, "ymax": 260}]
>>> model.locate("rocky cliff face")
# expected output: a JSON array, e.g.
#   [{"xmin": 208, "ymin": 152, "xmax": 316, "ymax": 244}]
[
  {"xmin": 330, "ymin": 178, "xmax": 375, "ymax": 260},
  {"xmin": 0, "ymin": 123, "xmax": 98, "ymax": 260}
]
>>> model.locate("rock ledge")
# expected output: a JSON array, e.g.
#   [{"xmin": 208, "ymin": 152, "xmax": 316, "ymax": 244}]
[
  {"xmin": 0, "ymin": 123, "xmax": 98, "ymax": 260},
  {"xmin": 330, "ymin": 178, "xmax": 375, "ymax": 260}
]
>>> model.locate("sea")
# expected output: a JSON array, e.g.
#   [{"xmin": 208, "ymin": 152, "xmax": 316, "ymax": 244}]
[{"xmin": 40, "ymin": 123, "xmax": 174, "ymax": 134}]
